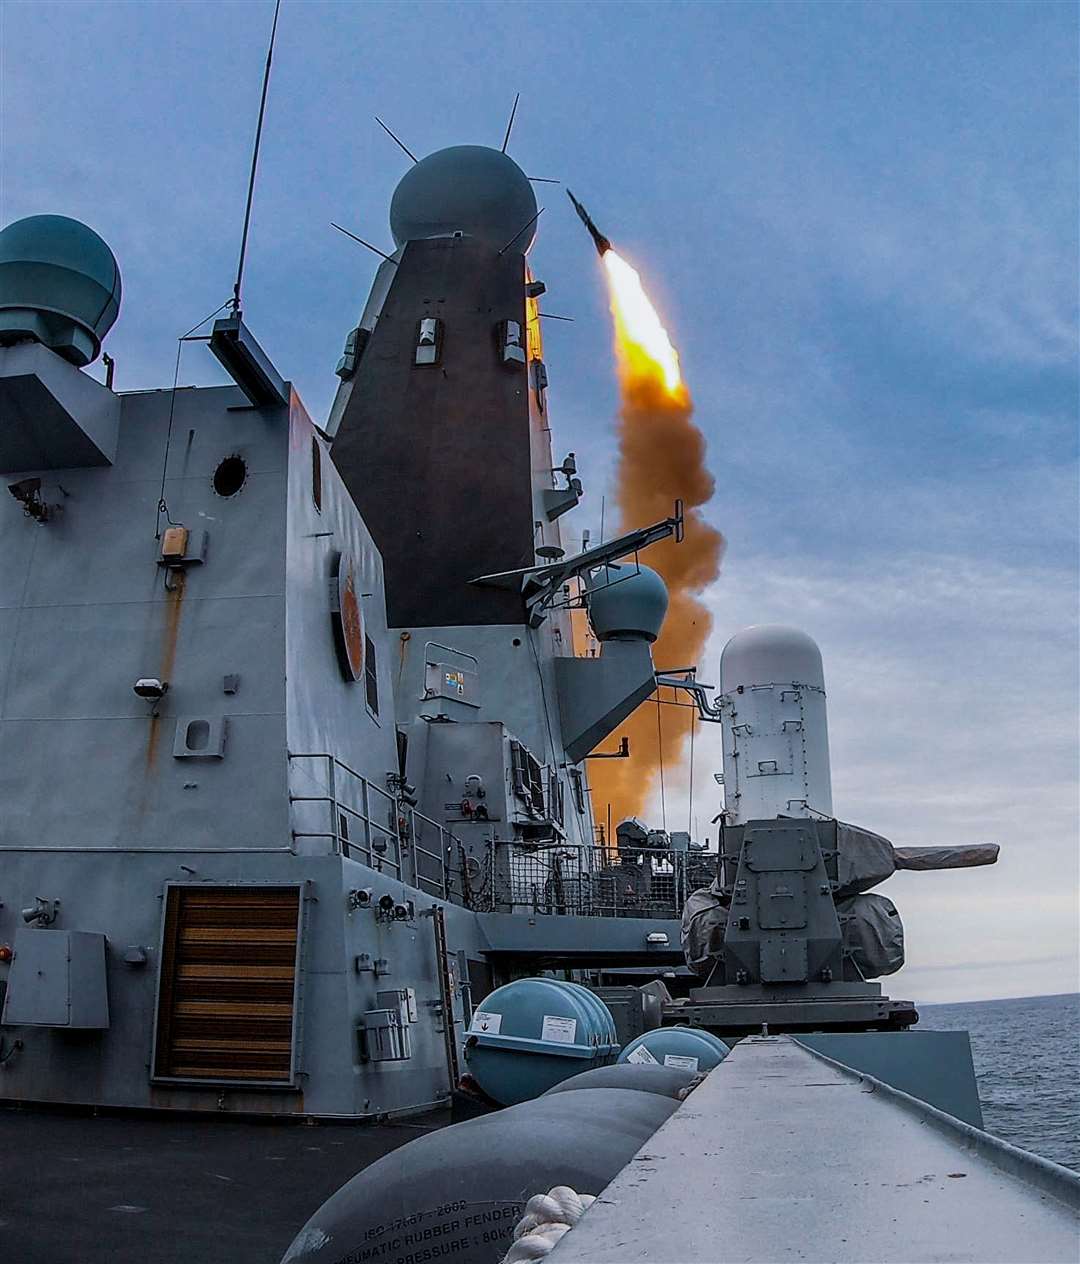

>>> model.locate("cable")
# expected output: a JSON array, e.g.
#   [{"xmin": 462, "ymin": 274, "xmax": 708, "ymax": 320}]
[
  {"xmin": 688, "ymin": 707, "xmax": 696, "ymax": 837},
  {"xmin": 154, "ymin": 300, "xmax": 233, "ymax": 539},
  {"xmin": 655, "ymin": 694, "xmax": 667, "ymax": 831}
]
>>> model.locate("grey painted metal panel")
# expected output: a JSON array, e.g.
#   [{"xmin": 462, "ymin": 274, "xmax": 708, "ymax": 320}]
[
  {"xmin": 3, "ymin": 929, "xmax": 72, "ymax": 1025},
  {"xmin": 477, "ymin": 913, "xmax": 684, "ymax": 964},
  {"xmin": 555, "ymin": 640, "xmax": 657, "ymax": 763},
  {"xmin": 796, "ymin": 1031, "xmax": 984, "ymax": 1128},
  {"xmin": 0, "ymin": 382, "xmax": 290, "ymax": 857},
  {"xmin": 3, "ymin": 929, "xmax": 109, "ymax": 1028},
  {"xmin": 285, "ymin": 396, "xmax": 399, "ymax": 804},
  {"xmin": 0, "ymin": 342, "xmax": 119, "ymax": 470},
  {"xmin": 552, "ymin": 1036, "xmax": 1080, "ymax": 1264}
]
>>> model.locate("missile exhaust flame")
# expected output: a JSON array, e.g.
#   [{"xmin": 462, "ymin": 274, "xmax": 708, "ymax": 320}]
[{"xmin": 587, "ymin": 242, "xmax": 724, "ymax": 827}]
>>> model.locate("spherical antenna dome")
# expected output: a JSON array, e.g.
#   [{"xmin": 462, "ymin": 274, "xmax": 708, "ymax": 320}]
[
  {"xmin": 720, "ymin": 625, "xmax": 825, "ymax": 694},
  {"xmin": 390, "ymin": 146, "xmax": 538, "ymax": 251},
  {"xmin": 586, "ymin": 565, "xmax": 669, "ymax": 644},
  {"xmin": 0, "ymin": 215, "xmax": 121, "ymax": 367}
]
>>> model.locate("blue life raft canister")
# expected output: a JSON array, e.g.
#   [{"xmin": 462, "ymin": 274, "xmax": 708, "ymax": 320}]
[
  {"xmin": 617, "ymin": 1025, "xmax": 731, "ymax": 1074},
  {"xmin": 464, "ymin": 978, "xmax": 620, "ymax": 1105}
]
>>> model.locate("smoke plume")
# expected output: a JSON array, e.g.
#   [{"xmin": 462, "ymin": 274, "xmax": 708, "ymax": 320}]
[{"xmin": 588, "ymin": 251, "xmax": 724, "ymax": 832}]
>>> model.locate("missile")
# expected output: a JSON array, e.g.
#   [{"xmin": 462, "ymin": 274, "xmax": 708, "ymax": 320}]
[{"xmin": 566, "ymin": 189, "xmax": 611, "ymax": 257}]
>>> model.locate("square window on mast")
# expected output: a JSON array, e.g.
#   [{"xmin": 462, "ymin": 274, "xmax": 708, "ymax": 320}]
[
  {"xmin": 414, "ymin": 317, "xmax": 441, "ymax": 366},
  {"xmin": 497, "ymin": 319, "xmax": 527, "ymax": 367}
]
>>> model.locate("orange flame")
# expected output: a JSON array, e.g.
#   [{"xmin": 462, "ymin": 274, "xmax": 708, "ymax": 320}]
[
  {"xmin": 588, "ymin": 250, "xmax": 724, "ymax": 832},
  {"xmin": 603, "ymin": 251, "xmax": 683, "ymax": 394}
]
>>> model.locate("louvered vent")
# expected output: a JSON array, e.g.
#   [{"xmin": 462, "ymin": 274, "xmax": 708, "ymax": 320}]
[{"xmin": 153, "ymin": 885, "xmax": 301, "ymax": 1084}]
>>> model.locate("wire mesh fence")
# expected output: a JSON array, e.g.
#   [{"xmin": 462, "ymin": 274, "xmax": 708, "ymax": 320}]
[{"xmin": 489, "ymin": 845, "xmax": 717, "ymax": 918}]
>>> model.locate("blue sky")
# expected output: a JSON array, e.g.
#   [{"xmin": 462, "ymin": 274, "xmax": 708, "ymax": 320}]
[{"xmin": 2, "ymin": 0, "xmax": 1076, "ymax": 1001}]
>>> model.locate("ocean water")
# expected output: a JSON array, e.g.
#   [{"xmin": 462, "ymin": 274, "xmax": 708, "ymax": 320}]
[{"xmin": 920, "ymin": 992, "xmax": 1080, "ymax": 1172}]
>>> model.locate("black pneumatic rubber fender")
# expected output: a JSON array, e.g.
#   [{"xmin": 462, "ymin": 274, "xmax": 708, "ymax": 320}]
[
  {"xmin": 280, "ymin": 1087, "xmax": 678, "ymax": 1264},
  {"xmin": 542, "ymin": 1061, "xmax": 699, "ymax": 1100}
]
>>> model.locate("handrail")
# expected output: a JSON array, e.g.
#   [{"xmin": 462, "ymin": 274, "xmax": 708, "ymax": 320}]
[
  {"xmin": 423, "ymin": 640, "xmax": 480, "ymax": 669},
  {"xmin": 288, "ymin": 752, "xmax": 465, "ymax": 904}
]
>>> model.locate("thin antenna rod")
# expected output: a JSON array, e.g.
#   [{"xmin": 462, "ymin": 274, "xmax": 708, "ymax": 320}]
[
  {"xmin": 331, "ymin": 222, "xmax": 396, "ymax": 263},
  {"xmin": 497, "ymin": 206, "xmax": 543, "ymax": 256},
  {"xmin": 375, "ymin": 116, "xmax": 418, "ymax": 163},
  {"xmin": 232, "ymin": 0, "xmax": 282, "ymax": 315},
  {"xmin": 501, "ymin": 92, "xmax": 520, "ymax": 153},
  {"xmin": 528, "ymin": 177, "xmax": 561, "ymax": 184},
  {"xmin": 538, "ymin": 313, "xmax": 575, "ymax": 322}
]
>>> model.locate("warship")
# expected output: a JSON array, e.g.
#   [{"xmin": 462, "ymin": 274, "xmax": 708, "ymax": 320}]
[{"xmin": 1, "ymin": 65, "xmax": 1077, "ymax": 1264}]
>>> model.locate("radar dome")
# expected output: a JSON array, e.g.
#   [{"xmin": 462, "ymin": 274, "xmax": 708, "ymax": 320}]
[
  {"xmin": 0, "ymin": 215, "xmax": 121, "ymax": 367},
  {"xmin": 586, "ymin": 565, "xmax": 669, "ymax": 644},
  {"xmin": 720, "ymin": 625, "xmax": 825, "ymax": 694},
  {"xmin": 390, "ymin": 145, "xmax": 538, "ymax": 251}
]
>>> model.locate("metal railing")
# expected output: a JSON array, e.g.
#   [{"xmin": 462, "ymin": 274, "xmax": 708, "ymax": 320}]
[
  {"xmin": 489, "ymin": 845, "xmax": 717, "ymax": 918},
  {"xmin": 288, "ymin": 753, "xmax": 465, "ymax": 903}
]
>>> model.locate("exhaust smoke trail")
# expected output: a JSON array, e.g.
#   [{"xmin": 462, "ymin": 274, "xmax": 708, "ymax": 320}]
[{"xmin": 589, "ymin": 249, "xmax": 724, "ymax": 829}]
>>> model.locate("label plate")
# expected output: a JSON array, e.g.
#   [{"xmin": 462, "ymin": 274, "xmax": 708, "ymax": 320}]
[
  {"xmin": 540, "ymin": 1015, "xmax": 577, "ymax": 1044},
  {"xmin": 663, "ymin": 1054, "xmax": 699, "ymax": 1071}
]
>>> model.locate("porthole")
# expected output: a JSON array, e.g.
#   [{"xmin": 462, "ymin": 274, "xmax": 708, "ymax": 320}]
[{"xmin": 213, "ymin": 455, "xmax": 247, "ymax": 498}]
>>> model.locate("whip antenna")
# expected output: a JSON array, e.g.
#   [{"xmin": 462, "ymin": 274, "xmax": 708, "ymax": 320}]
[
  {"xmin": 501, "ymin": 92, "xmax": 520, "ymax": 153},
  {"xmin": 375, "ymin": 116, "xmax": 418, "ymax": 163},
  {"xmin": 231, "ymin": 0, "xmax": 282, "ymax": 314}
]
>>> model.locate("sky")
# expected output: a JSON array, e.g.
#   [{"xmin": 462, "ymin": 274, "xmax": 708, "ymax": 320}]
[{"xmin": 1, "ymin": 0, "xmax": 1076, "ymax": 1003}]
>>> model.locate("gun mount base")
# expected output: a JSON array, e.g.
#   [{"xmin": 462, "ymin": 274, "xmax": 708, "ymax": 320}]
[{"xmin": 670, "ymin": 992, "xmax": 918, "ymax": 1038}]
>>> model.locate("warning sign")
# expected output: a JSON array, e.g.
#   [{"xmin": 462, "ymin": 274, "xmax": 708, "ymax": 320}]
[{"xmin": 470, "ymin": 1010, "xmax": 501, "ymax": 1035}]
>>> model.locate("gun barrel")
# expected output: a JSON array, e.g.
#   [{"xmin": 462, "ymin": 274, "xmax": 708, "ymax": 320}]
[{"xmin": 893, "ymin": 844, "xmax": 1000, "ymax": 871}]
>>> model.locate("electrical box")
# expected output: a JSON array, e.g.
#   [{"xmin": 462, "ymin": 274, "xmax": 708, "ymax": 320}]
[
  {"xmin": 377, "ymin": 987, "xmax": 418, "ymax": 1025},
  {"xmin": 423, "ymin": 661, "xmax": 480, "ymax": 711},
  {"xmin": 359, "ymin": 1008, "xmax": 412, "ymax": 1062},
  {"xmin": 1, "ymin": 929, "xmax": 110, "ymax": 1029}
]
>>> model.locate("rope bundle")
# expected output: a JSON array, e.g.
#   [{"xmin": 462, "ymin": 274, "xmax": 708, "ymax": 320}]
[{"xmin": 500, "ymin": 1186, "xmax": 596, "ymax": 1263}]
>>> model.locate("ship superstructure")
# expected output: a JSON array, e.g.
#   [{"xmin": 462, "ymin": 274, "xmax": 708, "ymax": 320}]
[{"xmin": 0, "ymin": 148, "xmax": 692, "ymax": 1119}]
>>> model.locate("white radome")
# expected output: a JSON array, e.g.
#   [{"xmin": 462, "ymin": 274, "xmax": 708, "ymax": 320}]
[{"xmin": 718, "ymin": 625, "xmax": 833, "ymax": 824}]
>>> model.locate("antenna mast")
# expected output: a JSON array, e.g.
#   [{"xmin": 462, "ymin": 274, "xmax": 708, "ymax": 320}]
[{"xmin": 231, "ymin": 0, "xmax": 282, "ymax": 315}]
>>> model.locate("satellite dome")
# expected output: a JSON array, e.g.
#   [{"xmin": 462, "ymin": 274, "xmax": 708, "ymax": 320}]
[
  {"xmin": 720, "ymin": 625, "xmax": 825, "ymax": 694},
  {"xmin": 390, "ymin": 145, "xmax": 538, "ymax": 251},
  {"xmin": 0, "ymin": 214, "xmax": 121, "ymax": 367},
  {"xmin": 586, "ymin": 565, "xmax": 669, "ymax": 644}
]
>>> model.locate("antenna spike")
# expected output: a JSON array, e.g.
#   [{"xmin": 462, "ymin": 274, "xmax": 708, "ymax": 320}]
[
  {"xmin": 501, "ymin": 92, "xmax": 520, "ymax": 154},
  {"xmin": 374, "ymin": 116, "xmax": 418, "ymax": 164},
  {"xmin": 497, "ymin": 206, "xmax": 543, "ymax": 256},
  {"xmin": 231, "ymin": 0, "xmax": 282, "ymax": 315},
  {"xmin": 331, "ymin": 222, "xmax": 396, "ymax": 263}
]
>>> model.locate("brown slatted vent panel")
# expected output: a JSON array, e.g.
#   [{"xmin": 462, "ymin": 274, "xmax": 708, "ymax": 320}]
[{"xmin": 154, "ymin": 886, "xmax": 300, "ymax": 1083}]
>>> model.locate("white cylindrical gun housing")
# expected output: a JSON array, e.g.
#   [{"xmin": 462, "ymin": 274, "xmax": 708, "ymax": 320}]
[{"xmin": 719, "ymin": 625, "xmax": 833, "ymax": 824}]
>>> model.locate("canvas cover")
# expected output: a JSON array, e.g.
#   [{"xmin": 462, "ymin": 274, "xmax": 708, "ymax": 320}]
[
  {"xmin": 833, "ymin": 821, "xmax": 897, "ymax": 897},
  {"xmin": 681, "ymin": 884, "xmax": 727, "ymax": 976},
  {"xmin": 893, "ymin": 843, "xmax": 1000, "ymax": 870},
  {"xmin": 837, "ymin": 892, "xmax": 905, "ymax": 978}
]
